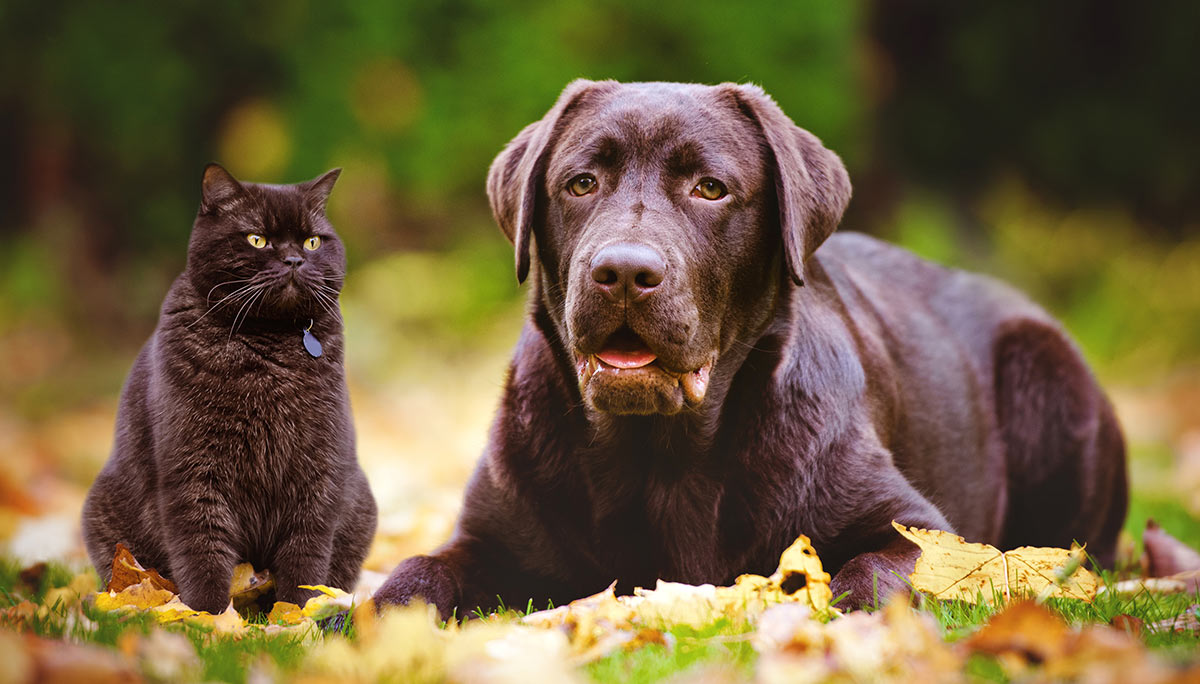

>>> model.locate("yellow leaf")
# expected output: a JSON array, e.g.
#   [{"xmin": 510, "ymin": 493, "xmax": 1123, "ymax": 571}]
[
  {"xmin": 209, "ymin": 604, "xmax": 248, "ymax": 635},
  {"xmin": 70, "ymin": 572, "xmax": 99, "ymax": 596},
  {"xmin": 42, "ymin": 586, "xmax": 81, "ymax": 612},
  {"xmin": 892, "ymin": 522, "xmax": 1098, "ymax": 602},
  {"xmin": 148, "ymin": 597, "xmax": 202, "ymax": 623},
  {"xmin": 268, "ymin": 601, "xmax": 306, "ymax": 626},
  {"xmin": 298, "ymin": 584, "xmax": 344, "ymax": 598},
  {"xmin": 521, "ymin": 532, "xmax": 835, "ymax": 656},
  {"xmin": 163, "ymin": 603, "xmax": 246, "ymax": 634},
  {"xmin": 768, "ymin": 534, "xmax": 834, "ymax": 612},
  {"xmin": 711, "ymin": 534, "xmax": 834, "ymax": 617},
  {"xmin": 94, "ymin": 578, "xmax": 176, "ymax": 612},
  {"xmin": 633, "ymin": 581, "xmax": 724, "ymax": 629},
  {"xmin": 299, "ymin": 585, "xmax": 354, "ymax": 620},
  {"xmin": 229, "ymin": 563, "xmax": 273, "ymax": 609}
]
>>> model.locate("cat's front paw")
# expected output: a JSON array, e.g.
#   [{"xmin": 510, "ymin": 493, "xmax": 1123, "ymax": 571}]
[
  {"xmin": 374, "ymin": 555, "xmax": 461, "ymax": 621},
  {"xmin": 179, "ymin": 587, "xmax": 233, "ymax": 615}
]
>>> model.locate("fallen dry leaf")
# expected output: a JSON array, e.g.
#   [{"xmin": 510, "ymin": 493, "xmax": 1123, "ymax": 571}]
[
  {"xmin": 519, "ymin": 534, "xmax": 834, "ymax": 663},
  {"xmin": 963, "ymin": 600, "xmax": 1072, "ymax": 666},
  {"xmin": 21, "ymin": 632, "xmax": 141, "ymax": 684},
  {"xmin": 16, "ymin": 562, "xmax": 48, "ymax": 592},
  {"xmin": 893, "ymin": 522, "xmax": 1098, "ymax": 602},
  {"xmin": 268, "ymin": 601, "xmax": 306, "ymax": 626},
  {"xmin": 769, "ymin": 534, "xmax": 834, "ymax": 612},
  {"xmin": 1150, "ymin": 605, "xmax": 1200, "ymax": 633},
  {"xmin": 95, "ymin": 578, "xmax": 177, "ymax": 612},
  {"xmin": 962, "ymin": 600, "xmax": 1200, "ymax": 683},
  {"xmin": 108, "ymin": 543, "xmax": 177, "ymax": 594},
  {"xmin": 304, "ymin": 602, "xmax": 447, "ymax": 681},
  {"xmin": 755, "ymin": 596, "xmax": 961, "ymax": 684},
  {"xmin": 1144, "ymin": 519, "xmax": 1200, "ymax": 577},
  {"xmin": 229, "ymin": 562, "xmax": 273, "ymax": 609},
  {"xmin": 118, "ymin": 629, "xmax": 202, "ymax": 682},
  {"xmin": 90, "ymin": 546, "xmax": 360, "ymax": 637},
  {"xmin": 1105, "ymin": 571, "xmax": 1200, "ymax": 596},
  {"xmin": 1111, "ymin": 613, "xmax": 1145, "ymax": 638},
  {"xmin": 0, "ymin": 600, "xmax": 37, "ymax": 629},
  {"xmin": 298, "ymin": 584, "xmax": 355, "ymax": 621}
]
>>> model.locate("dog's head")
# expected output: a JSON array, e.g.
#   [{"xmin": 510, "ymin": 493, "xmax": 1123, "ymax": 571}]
[{"xmin": 488, "ymin": 80, "xmax": 851, "ymax": 415}]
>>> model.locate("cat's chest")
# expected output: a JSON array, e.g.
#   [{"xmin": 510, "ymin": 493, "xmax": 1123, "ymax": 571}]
[{"xmin": 159, "ymin": 331, "xmax": 349, "ymax": 463}]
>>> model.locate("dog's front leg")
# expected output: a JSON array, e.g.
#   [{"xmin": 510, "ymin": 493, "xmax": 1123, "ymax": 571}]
[
  {"xmin": 374, "ymin": 550, "xmax": 466, "ymax": 621},
  {"xmin": 822, "ymin": 465, "xmax": 951, "ymax": 610},
  {"xmin": 828, "ymin": 537, "xmax": 922, "ymax": 609}
]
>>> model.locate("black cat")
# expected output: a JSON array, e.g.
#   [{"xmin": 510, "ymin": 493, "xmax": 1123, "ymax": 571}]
[{"xmin": 82, "ymin": 164, "xmax": 377, "ymax": 614}]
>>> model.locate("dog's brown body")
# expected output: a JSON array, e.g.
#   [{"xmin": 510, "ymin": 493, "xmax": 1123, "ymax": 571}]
[{"xmin": 376, "ymin": 80, "xmax": 1128, "ymax": 617}]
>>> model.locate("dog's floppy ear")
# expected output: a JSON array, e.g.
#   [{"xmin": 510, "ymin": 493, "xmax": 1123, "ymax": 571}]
[
  {"xmin": 487, "ymin": 79, "xmax": 609, "ymax": 284},
  {"xmin": 725, "ymin": 84, "xmax": 852, "ymax": 286}
]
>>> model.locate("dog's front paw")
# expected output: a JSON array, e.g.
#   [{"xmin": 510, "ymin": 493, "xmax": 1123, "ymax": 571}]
[
  {"xmin": 829, "ymin": 552, "xmax": 913, "ymax": 610},
  {"xmin": 374, "ymin": 555, "xmax": 462, "ymax": 621}
]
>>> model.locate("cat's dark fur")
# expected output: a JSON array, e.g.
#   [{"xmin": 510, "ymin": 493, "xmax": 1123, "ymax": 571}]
[{"xmin": 82, "ymin": 164, "xmax": 377, "ymax": 614}]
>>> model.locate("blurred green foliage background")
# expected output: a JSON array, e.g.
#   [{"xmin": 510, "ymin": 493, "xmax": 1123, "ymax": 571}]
[{"xmin": 1, "ymin": 0, "xmax": 1198, "ymax": 564}]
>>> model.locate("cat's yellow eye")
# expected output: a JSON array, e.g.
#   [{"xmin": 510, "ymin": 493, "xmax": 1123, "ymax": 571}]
[
  {"xmin": 304, "ymin": 236, "xmax": 322, "ymax": 251},
  {"xmin": 247, "ymin": 234, "xmax": 267, "ymax": 248}
]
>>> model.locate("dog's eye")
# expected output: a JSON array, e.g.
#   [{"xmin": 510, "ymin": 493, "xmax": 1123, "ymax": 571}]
[
  {"xmin": 567, "ymin": 174, "xmax": 598, "ymax": 196},
  {"xmin": 691, "ymin": 178, "xmax": 728, "ymax": 201}
]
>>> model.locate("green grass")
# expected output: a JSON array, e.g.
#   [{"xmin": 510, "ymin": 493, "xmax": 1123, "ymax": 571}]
[
  {"xmin": 4, "ymin": 494, "xmax": 1199, "ymax": 682},
  {"xmin": 586, "ymin": 621, "xmax": 757, "ymax": 683}
]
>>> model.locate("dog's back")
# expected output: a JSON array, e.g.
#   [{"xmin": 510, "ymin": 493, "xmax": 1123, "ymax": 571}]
[{"xmin": 815, "ymin": 231, "xmax": 1127, "ymax": 563}]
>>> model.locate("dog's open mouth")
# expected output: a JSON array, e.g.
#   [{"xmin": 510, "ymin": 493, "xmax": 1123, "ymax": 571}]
[{"xmin": 575, "ymin": 328, "xmax": 713, "ymax": 412}]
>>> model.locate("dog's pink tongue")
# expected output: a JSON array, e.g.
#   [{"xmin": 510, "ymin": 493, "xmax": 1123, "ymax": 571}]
[{"xmin": 596, "ymin": 349, "xmax": 657, "ymax": 369}]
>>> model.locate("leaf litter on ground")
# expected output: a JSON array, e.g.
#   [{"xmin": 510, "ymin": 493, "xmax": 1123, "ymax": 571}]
[{"xmin": 4, "ymin": 520, "xmax": 1200, "ymax": 682}]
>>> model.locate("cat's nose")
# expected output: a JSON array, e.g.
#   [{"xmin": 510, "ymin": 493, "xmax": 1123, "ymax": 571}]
[{"xmin": 284, "ymin": 255, "xmax": 304, "ymax": 268}]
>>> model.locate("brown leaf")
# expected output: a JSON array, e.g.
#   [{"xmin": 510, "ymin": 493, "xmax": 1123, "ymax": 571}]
[
  {"xmin": 17, "ymin": 562, "xmax": 48, "ymax": 592},
  {"xmin": 964, "ymin": 601, "xmax": 1186, "ymax": 682},
  {"xmin": 23, "ymin": 633, "xmax": 141, "ymax": 684},
  {"xmin": 1110, "ymin": 613, "xmax": 1145, "ymax": 638},
  {"xmin": 1143, "ymin": 519, "xmax": 1200, "ymax": 577},
  {"xmin": 0, "ymin": 600, "xmax": 37, "ymax": 630},
  {"xmin": 963, "ymin": 601, "xmax": 1071, "ymax": 666},
  {"xmin": 352, "ymin": 598, "xmax": 379, "ymax": 642},
  {"xmin": 107, "ymin": 543, "xmax": 177, "ymax": 594}
]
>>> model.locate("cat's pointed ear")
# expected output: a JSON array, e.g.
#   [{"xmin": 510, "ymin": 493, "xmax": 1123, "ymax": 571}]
[
  {"xmin": 200, "ymin": 163, "xmax": 248, "ymax": 214},
  {"xmin": 304, "ymin": 168, "xmax": 341, "ymax": 209}
]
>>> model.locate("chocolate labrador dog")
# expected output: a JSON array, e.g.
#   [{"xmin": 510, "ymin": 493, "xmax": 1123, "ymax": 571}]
[{"xmin": 376, "ymin": 80, "xmax": 1128, "ymax": 617}]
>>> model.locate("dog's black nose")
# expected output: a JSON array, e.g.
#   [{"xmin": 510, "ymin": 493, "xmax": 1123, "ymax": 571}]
[
  {"xmin": 284, "ymin": 255, "xmax": 304, "ymax": 268},
  {"xmin": 590, "ymin": 242, "xmax": 666, "ymax": 302}
]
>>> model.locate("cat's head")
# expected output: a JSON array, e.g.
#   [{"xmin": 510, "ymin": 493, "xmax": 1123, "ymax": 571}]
[{"xmin": 187, "ymin": 164, "xmax": 345, "ymax": 323}]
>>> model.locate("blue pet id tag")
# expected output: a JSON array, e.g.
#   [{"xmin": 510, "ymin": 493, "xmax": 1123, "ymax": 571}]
[{"xmin": 302, "ymin": 321, "xmax": 323, "ymax": 358}]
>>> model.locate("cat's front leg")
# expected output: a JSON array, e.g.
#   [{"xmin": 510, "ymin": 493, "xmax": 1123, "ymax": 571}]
[
  {"xmin": 161, "ymin": 497, "xmax": 240, "ymax": 615},
  {"xmin": 272, "ymin": 515, "xmax": 337, "ymax": 607}
]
